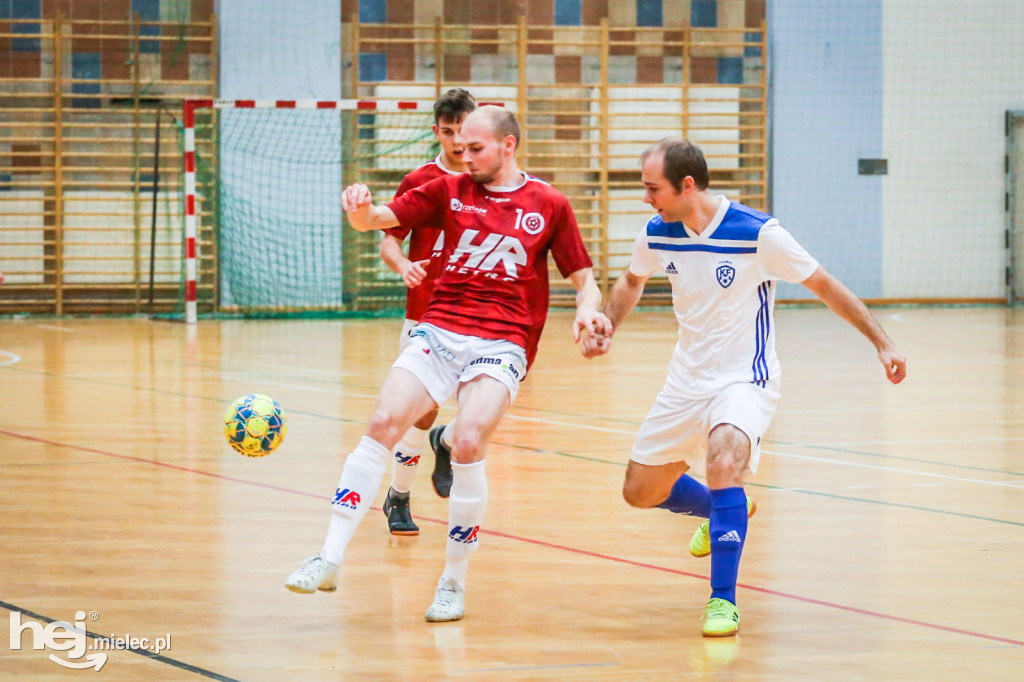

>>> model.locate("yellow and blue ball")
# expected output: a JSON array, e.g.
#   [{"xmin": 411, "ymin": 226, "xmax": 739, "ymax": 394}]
[{"xmin": 224, "ymin": 393, "xmax": 287, "ymax": 457}]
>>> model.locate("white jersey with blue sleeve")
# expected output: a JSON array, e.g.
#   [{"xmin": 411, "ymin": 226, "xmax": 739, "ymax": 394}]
[{"xmin": 628, "ymin": 195, "xmax": 818, "ymax": 398}]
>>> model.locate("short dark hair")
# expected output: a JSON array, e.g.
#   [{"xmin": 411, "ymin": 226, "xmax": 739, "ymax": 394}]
[
  {"xmin": 490, "ymin": 106, "xmax": 520, "ymax": 150},
  {"xmin": 433, "ymin": 88, "xmax": 476, "ymax": 124},
  {"xmin": 640, "ymin": 138, "xmax": 709, "ymax": 191}
]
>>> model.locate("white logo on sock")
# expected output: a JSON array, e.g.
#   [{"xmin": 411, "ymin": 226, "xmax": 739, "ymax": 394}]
[{"xmin": 717, "ymin": 530, "xmax": 742, "ymax": 543}]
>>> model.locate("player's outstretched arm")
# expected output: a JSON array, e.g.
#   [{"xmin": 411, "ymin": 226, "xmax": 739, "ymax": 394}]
[
  {"xmin": 604, "ymin": 270, "xmax": 649, "ymax": 331},
  {"xmin": 342, "ymin": 183, "xmax": 399, "ymax": 232},
  {"xmin": 801, "ymin": 265, "xmax": 907, "ymax": 384},
  {"xmin": 580, "ymin": 269, "xmax": 649, "ymax": 358},
  {"xmin": 379, "ymin": 234, "xmax": 429, "ymax": 287},
  {"xmin": 568, "ymin": 268, "xmax": 612, "ymax": 347}
]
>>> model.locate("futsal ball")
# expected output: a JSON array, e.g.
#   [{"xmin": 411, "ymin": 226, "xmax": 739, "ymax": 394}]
[{"xmin": 224, "ymin": 393, "xmax": 287, "ymax": 457}]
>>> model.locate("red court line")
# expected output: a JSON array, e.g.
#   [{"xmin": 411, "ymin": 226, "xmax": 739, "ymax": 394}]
[
  {"xmin": 2, "ymin": 428, "xmax": 1022, "ymax": 648},
  {"xmin": 0, "ymin": 429, "xmax": 322, "ymax": 502}
]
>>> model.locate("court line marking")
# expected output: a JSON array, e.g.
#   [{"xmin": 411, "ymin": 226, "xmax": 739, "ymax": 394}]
[
  {"xmin": 0, "ymin": 351, "xmax": 21, "ymax": 366},
  {"xmin": 36, "ymin": 324, "xmax": 74, "ymax": 332},
  {"xmin": 7, "ymin": 363, "xmax": 1024, "ymax": 484},
  {"xmin": 800, "ymin": 436, "xmax": 1024, "ymax": 446},
  {"xmin": 889, "ymin": 311, "xmax": 1024, "ymax": 332},
  {"xmin": 16, "ymin": 356, "xmax": 1024, "ymax": 435},
  {"xmin": 1, "ymin": 428, "xmax": 1021, "ymax": 649},
  {"xmin": 454, "ymin": 662, "xmax": 619, "ymax": 673},
  {"xmin": 762, "ymin": 450, "xmax": 1024, "ymax": 490},
  {"xmin": 0, "ymin": 599, "xmax": 241, "ymax": 681}
]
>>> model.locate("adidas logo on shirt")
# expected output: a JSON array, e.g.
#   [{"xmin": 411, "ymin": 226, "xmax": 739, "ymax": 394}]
[
  {"xmin": 665, "ymin": 262, "xmax": 678, "ymax": 274},
  {"xmin": 717, "ymin": 530, "xmax": 742, "ymax": 543}
]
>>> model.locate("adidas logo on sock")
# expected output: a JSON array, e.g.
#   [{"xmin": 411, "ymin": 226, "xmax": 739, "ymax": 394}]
[{"xmin": 717, "ymin": 530, "xmax": 742, "ymax": 543}]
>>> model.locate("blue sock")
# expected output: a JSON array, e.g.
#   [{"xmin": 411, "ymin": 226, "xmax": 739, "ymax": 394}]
[
  {"xmin": 656, "ymin": 474, "xmax": 712, "ymax": 517},
  {"xmin": 709, "ymin": 487, "xmax": 747, "ymax": 604}
]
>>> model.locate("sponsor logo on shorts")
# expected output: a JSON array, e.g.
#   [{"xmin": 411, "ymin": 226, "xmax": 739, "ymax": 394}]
[
  {"xmin": 411, "ymin": 329, "xmax": 455, "ymax": 361},
  {"xmin": 468, "ymin": 355, "xmax": 521, "ymax": 380}
]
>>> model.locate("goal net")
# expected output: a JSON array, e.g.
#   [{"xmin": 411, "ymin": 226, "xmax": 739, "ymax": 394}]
[{"xmin": 180, "ymin": 98, "xmax": 436, "ymax": 322}]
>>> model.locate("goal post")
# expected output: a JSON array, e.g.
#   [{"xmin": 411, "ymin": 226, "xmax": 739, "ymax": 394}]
[{"xmin": 179, "ymin": 98, "xmax": 438, "ymax": 323}]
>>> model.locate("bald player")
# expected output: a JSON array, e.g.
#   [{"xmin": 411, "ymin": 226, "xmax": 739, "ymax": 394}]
[{"xmin": 285, "ymin": 106, "xmax": 611, "ymax": 622}]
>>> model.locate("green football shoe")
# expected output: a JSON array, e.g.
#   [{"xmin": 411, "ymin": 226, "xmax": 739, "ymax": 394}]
[
  {"xmin": 689, "ymin": 496, "xmax": 756, "ymax": 558},
  {"xmin": 702, "ymin": 598, "xmax": 741, "ymax": 637}
]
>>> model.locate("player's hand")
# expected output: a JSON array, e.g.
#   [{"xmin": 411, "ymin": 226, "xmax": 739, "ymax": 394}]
[
  {"xmin": 400, "ymin": 259, "xmax": 430, "ymax": 287},
  {"xmin": 580, "ymin": 332, "xmax": 612, "ymax": 358},
  {"xmin": 0, "ymin": 270, "xmax": 4, "ymax": 285},
  {"xmin": 573, "ymin": 309, "xmax": 613, "ymax": 344},
  {"xmin": 341, "ymin": 183, "xmax": 372, "ymax": 212},
  {"xmin": 878, "ymin": 345, "xmax": 907, "ymax": 384}
]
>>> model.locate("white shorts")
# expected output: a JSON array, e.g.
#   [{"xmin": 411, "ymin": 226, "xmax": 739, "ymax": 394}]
[
  {"xmin": 392, "ymin": 323, "xmax": 527, "ymax": 406},
  {"xmin": 398, "ymin": 318, "xmax": 418, "ymax": 352},
  {"xmin": 630, "ymin": 381, "xmax": 780, "ymax": 474}
]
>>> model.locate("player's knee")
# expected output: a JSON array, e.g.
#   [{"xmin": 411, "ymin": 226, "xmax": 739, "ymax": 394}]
[
  {"xmin": 450, "ymin": 430, "xmax": 486, "ymax": 463},
  {"xmin": 705, "ymin": 454, "xmax": 743, "ymax": 484},
  {"xmin": 707, "ymin": 426, "xmax": 749, "ymax": 483},
  {"xmin": 367, "ymin": 409, "xmax": 402, "ymax": 444}
]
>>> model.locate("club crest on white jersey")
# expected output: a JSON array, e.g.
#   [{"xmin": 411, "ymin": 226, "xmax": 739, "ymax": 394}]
[{"xmin": 716, "ymin": 261, "xmax": 736, "ymax": 288}]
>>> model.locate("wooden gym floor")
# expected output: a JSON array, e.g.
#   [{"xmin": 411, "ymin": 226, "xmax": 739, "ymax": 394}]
[{"xmin": 1, "ymin": 307, "xmax": 1023, "ymax": 680}]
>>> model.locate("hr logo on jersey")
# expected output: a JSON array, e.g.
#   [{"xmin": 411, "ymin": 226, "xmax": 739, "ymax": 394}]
[
  {"xmin": 448, "ymin": 525, "xmax": 480, "ymax": 543},
  {"xmin": 716, "ymin": 262, "xmax": 736, "ymax": 288},
  {"xmin": 395, "ymin": 451, "xmax": 421, "ymax": 467},
  {"xmin": 332, "ymin": 488, "xmax": 361, "ymax": 510},
  {"xmin": 431, "ymin": 231, "xmax": 445, "ymax": 256},
  {"xmin": 447, "ymin": 229, "xmax": 527, "ymax": 279}
]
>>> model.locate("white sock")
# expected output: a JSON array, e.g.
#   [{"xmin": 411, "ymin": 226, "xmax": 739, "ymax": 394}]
[
  {"xmin": 390, "ymin": 426, "xmax": 427, "ymax": 494},
  {"xmin": 321, "ymin": 436, "xmax": 390, "ymax": 564},
  {"xmin": 440, "ymin": 419, "xmax": 457, "ymax": 448},
  {"xmin": 442, "ymin": 459, "xmax": 487, "ymax": 587}
]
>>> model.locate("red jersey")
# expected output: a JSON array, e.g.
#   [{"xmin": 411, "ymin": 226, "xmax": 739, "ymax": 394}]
[
  {"xmin": 383, "ymin": 155, "xmax": 459, "ymax": 320},
  {"xmin": 387, "ymin": 172, "xmax": 593, "ymax": 368}
]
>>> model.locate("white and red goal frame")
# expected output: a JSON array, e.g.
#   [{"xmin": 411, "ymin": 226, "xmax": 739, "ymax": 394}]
[{"xmin": 180, "ymin": 98, "xmax": 433, "ymax": 323}]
